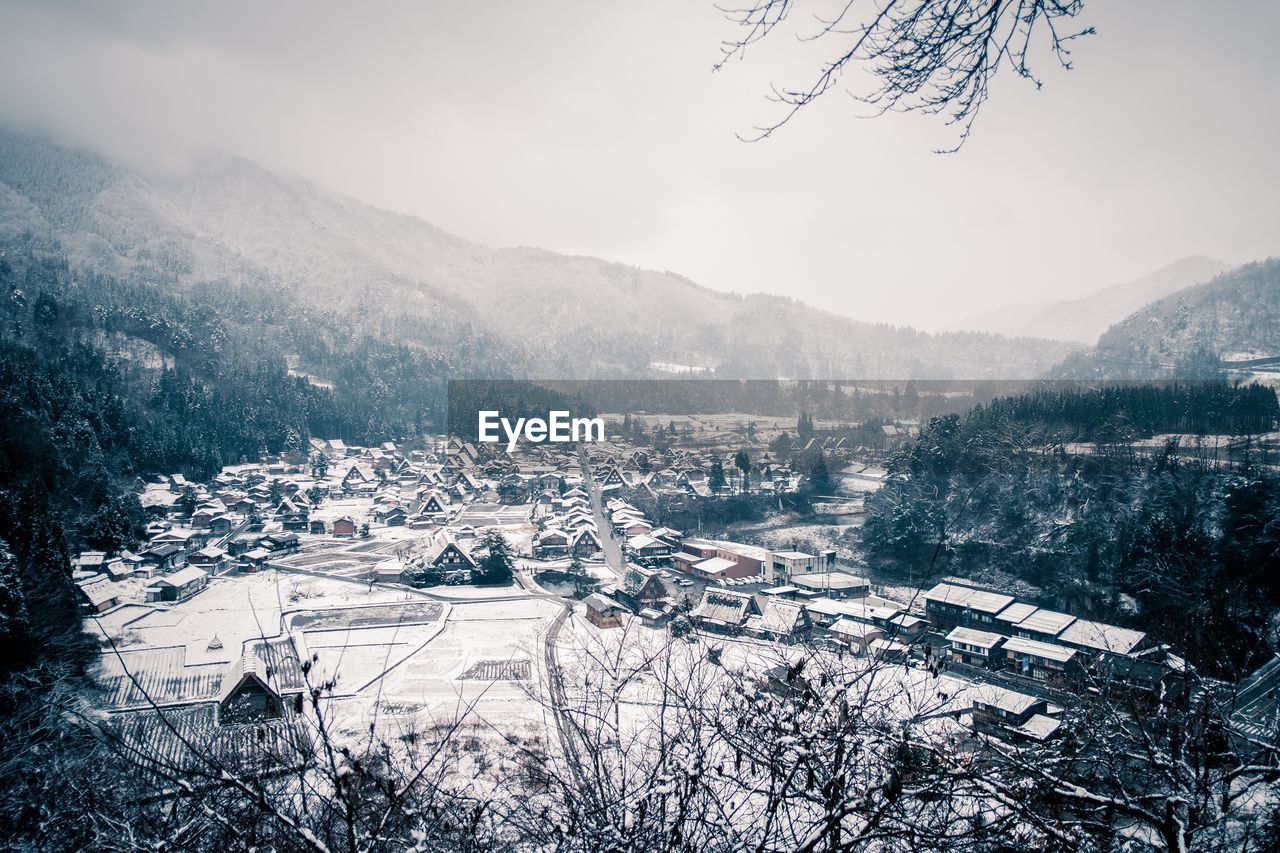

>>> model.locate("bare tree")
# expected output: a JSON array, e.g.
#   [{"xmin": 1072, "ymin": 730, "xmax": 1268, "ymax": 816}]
[
  {"xmin": 715, "ymin": 0, "xmax": 1094, "ymax": 147},
  {"xmin": 11, "ymin": 588, "xmax": 1276, "ymax": 851},
  {"xmin": 513, "ymin": 610, "xmax": 1280, "ymax": 852}
]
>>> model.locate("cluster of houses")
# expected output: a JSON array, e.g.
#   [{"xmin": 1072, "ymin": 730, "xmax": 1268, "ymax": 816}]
[
  {"xmin": 74, "ymin": 437, "xmax": 481, "ymax": 613},
  {"xmin": 575, "ymin": 539, "xmax": 1183, "ymax": 743},
  {"xmin": 330, "ymin": 438, "xmax": 487, "ymax": 529},
  {"xmin": 669, "ymin": 537, "xmax": 839, "ymax": 585},
  {"xmin": 584, "ymin": 442, "xmax": 805, "ymax": 503},
  {"xmin": 604, "ymin": 496, "xmax": 681, "ymax": 561},
  {"xmin": 927, "ymin": 581, "xmax": 1188, "ymax": 693},
  {"xmin": 531, "ymin": 488, "xmax": 604, "ymax": 560},
  {"xmin": 72, "ymin": 523, "xmax": 305, "ymax": 612},
  {"xmin": 684, "ymin": 577, "xmax": 927, "ymax": 652},
  {"xmin": 582, "ymin": 548, "xmax": 929, "ymax": 661}
]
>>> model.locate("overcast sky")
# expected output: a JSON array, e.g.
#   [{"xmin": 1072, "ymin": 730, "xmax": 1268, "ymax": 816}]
[{"xmin": 0, "ymin": 1, "xmax": 1276, "ymax": 330}]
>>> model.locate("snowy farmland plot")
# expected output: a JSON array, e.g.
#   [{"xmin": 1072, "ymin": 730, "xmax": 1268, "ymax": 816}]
[{"xmin": 91, "ymin": 567, "xmax": 563, "ymax": 734}]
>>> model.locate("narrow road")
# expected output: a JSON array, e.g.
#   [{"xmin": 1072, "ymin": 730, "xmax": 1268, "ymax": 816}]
[
  {"xmin": 542, "ymin": 603, "xmax": 587, "ymax": 790},
  {"xmin": 577, "ymin": 447, "xmax": 624, "ymax": 579}
]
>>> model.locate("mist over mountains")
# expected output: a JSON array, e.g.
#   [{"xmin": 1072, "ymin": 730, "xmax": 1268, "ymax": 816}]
[
  {"xmin": 945, "ymin": 256, "xmax": 1232, "ymax": 344},
  {"xmin": 1059, "ymin": 258, "xmax": 1280, "ymax": 378},
  {"xmin": 0, "ymin": 131, "xmax": 1081, "ymax": 381}
]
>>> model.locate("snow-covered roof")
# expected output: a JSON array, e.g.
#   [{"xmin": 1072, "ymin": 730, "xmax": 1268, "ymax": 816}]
[
  {"xmin": 691, "ymin": 589, "xmax": 754, "ymax": 626},
  {"xmin": 571, "ymin": 528, "xmax": 601, "ymax": 546},
  {"xmin": 994, "ymin": 602, "xmax": 1038, "ymax": 624},
  {"xmin": 790, "ymin": 572, "xmax": 869, "ymax": 592},
  {"xmin": 105, "ymin": 560, "xmax": 132, "ymax": 578},
  {"xmin": 804, "ymin": 597, "xmax": 901, "ymax": 621},
  {"xmin": 219, "ymin": 651, "xmax": 278, "ymax": 705},
  {"xmin": 584, "ymin": 593, "xmax": 625, "ymax": 615},
  {"xmin": 1001, "ymin": 636, "xmax": 1078, "ymax": 663},
  {"xmin": 151, "ymin": 528, "xmax": 197, "ymax": 543},
  {"xmin": 1057, "ymin": 618, "xmax": 1146, "ymax": 655},
  {"xmin": 924, "ymin": 582, "xmax": 1014, "ymax": 615},
  {"xmin": 946, "ymin": 626, "xmax": 1005, "ymax": 649},
  {"xmin": 1015, "ymin": 609, "xmax": 1076, "ymax": 637},
  {"xmin": 830, "ymin": 617, "xmax": 882, "ymax": 640},
  {"xmin": 746, "ymin": 600, "xmax": 804, "ymax": 636},
  {"xmin": 691, "ymin": 556, "xmax": 738, "ymax": 576},
  {"xmin": 156, "ymin": 566, "xmax": 208, "ymax": 588},
  {"xmin": 1015, "ymin": 714, "xmax": 1063, "ymax": 741},
  {"xmin": 78, "ymin": 580, "xmax": 119, "ymax": 607},
  {"xmin": 710, "ymin": 539, "xmax": 769, "ymax": 561},
  {"xmin": 966, "ymin": 683, "xmax": 1041, "ymax": 716}
]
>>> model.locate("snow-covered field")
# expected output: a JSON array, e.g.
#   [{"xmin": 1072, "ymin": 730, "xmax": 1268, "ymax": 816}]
[
  {"xmin": 88, "ymin": 565, "xmax": 563, "ymax": 758},
  {"xmin": 92, "ymin": 570, "xmax": 417, "ymax": 665},
  {"xmin": 327, "ymin": 596, "xmax": 561, "ymax": 745}
]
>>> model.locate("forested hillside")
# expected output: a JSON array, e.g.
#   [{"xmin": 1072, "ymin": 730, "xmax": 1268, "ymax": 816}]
[
  {"xmin": 862, "ymin": 382, "xmax": 1280, "ymax": 675},
  {"xmin": 0, "ymin": 232, "xmax": 514, "ymax": 699},
  {"xmin": 1058, "ymin": 258, "xmax": 1280, "ymax": 378},
  {"xmin": 0, "ymin": 131, "xmax": 1082, "ymax": 380}
]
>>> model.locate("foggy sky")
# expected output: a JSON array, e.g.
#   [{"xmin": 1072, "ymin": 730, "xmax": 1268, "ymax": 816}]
[{"xmin": 0, "ymin": 0, "xmax": 1277, "ymax": 331}]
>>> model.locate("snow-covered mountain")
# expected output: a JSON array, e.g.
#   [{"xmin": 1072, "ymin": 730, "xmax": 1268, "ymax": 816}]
[
  {"xmin": 1057, "ymin": 258, "xmax": 1280, "ymax": 378},
  {"xmin": 0, "ymin": 130, "xmax": 1082, "ymax": 379}
]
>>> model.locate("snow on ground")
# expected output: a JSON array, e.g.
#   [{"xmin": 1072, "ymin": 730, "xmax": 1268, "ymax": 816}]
[
  {"xmin": 526, "ymin": 555, "xmax": 613, "ymax": 581},
  {"xmin": 88, "ymin": 567, "xmax": 559, "ymax": 761},
  {"xmin": 553, "ymin": 606, "xmax": 972, "ymax": 762},
  {"xmin": 305, "ymin": 497, "xmax": 375, "ymax": 526},
  {"xmin": 727, "ymin": 519, "xmax": 861, "ymax": 561},
  {"xmin": 95, "ymin": 570, "xmax": 415, "ymax": 665},
  {"xmin": 422, "ymin": 583, "xmax": 531, "ymax": 600},
  {"xmin": 333, "ymin": 596, "xmax": 561, "ymax": 742},
  {"xmin": 305, "ymin": 621, "xmax": 447, "ymax": 695}
]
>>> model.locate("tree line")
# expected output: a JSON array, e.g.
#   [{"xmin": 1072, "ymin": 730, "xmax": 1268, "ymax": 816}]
[{"xmin": 863, "ymin": 381, "xmax": 1280, "ymax": 676}]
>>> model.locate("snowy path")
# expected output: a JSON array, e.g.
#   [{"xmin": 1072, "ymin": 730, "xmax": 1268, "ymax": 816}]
[{"xmin": 578, "ymin": 447, "xmax": 624, "ymax": 579}]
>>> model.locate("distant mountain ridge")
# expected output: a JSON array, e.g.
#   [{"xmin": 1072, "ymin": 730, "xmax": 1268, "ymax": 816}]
[
  {"xmin": 945, "ymin": 256, "xmax": 1232, "ymax": 344},
  {"xmin": 1056, "ymin": 258, "xmax": 1280, "ymax": 378},
  {"xmin": 0, "ymin": 130, "xmax": 1083, "ymax": 380}
]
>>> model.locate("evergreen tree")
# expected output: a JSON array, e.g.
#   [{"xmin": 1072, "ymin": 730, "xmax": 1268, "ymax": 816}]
[
  {"xmin": 708, "ymin": 458, "xmax": 727, "ymax": 494},
  {"xmin": 797, "ymin": 411, "xmax": 815, "ymax": 443},
  {"xmin": 476, "ymin": 531, "xmax": 515, "ymax": 585},
  {"xmin": 734, "ymin": 449, "xmax": 751, "ymax": 493},
  {"xmin": 311, "ymin": 451, "xmax": 330, "ymax": 480},
  {"xmin": 804, "ymin": 453, "xmax": 832, "ymax": 495},
  {"xmin": 0, "ymin": 542, "xmax": 31, "ymax": 671},
  {"xmin": 176, "ymin": 487, "xmax": 198, "ymax": 518}
]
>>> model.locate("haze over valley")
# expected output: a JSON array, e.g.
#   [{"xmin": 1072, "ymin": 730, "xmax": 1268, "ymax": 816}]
[
  {"xmin": 2, "ymin": 4, "xmax": 1280, "ymax": 851},
  {"xmin": 0, "ymin": 131, "xmax": 1090, "ymax": 380}
]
